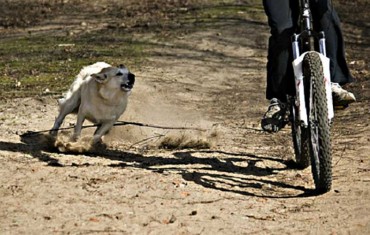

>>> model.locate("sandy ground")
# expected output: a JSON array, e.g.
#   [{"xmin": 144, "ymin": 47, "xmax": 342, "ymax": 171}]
[{"xmin": 0, "ymin": 1, "xmax": 369, "ymax": 234}]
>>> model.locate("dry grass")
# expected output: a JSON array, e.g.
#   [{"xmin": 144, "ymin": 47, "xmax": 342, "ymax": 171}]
[{"xmin": 158, "ymin": 133, "xmax": 212, "ymax": 150}]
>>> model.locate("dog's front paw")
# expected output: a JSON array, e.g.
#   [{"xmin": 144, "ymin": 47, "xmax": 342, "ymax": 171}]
[
  {"xmin": 91, "ymin": 141, "xmax": 107, "ymax": 152},
  {"xmin": 49, "ymin": 129, "xmax": 58, "ymax": 137},
  {"xmin": 91, "ymin": 135, "xmax": 103, "ymax": 145},
  {"xmin": 70, "ymin": 134, "xmax": 80, "ymax": 142}
]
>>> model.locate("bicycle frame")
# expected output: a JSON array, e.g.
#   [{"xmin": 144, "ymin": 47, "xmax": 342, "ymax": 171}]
[{"xmin": 291, "ymin": 0, "xmax": 334, "ymax": 127}]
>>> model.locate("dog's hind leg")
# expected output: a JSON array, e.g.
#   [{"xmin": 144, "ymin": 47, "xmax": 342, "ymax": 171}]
[{"xmin": 50, "ymin": 97, "xmax": 80, "ymax": 136}]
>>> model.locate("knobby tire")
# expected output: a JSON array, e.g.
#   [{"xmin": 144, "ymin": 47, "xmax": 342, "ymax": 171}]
[{"xmin": 303, "ymin": 52, "xmax": 332, "ymax": 193}]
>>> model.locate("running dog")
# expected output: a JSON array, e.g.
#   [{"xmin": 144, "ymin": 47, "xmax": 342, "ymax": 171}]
[{"xmin": 50, "ymin": 62, "xmax": 135, "ymax": 144}]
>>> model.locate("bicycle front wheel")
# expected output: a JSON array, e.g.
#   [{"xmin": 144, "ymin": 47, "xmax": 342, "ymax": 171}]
[{"xmin": 303, "ymin": 52, "xmax": 332, "ymax": 193}]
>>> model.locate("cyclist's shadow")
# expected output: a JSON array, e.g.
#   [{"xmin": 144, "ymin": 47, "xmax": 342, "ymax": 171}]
[
  {"xmin": 10, "ymin": 132, "xmax": 316, "ymax": 198},
  {"xmin": 171, "ymin": 150, "xmax": 316, "ymax": 198},
  {"xmin": 97, "ymin": 148, "xmax": 316, "ymax": 198}
]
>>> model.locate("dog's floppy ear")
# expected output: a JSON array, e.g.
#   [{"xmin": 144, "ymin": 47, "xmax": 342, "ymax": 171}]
[{"xmin": 91, "ymin": 73, "xmax": 108, "ymax": 83}]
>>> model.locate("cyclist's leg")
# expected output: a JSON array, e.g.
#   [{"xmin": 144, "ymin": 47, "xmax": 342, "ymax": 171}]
[
  {"xmin": 263, "ymin": 0, "xmax": 298, "ymax": 102},
  {"xmin": 311, "ymin": 0, "xmax": 353, "ymax": 85},
  {"xmin": 262, "ymin": 0, "xmax": 298, "ymax": 132},
  {"xmin": 311, "ymin": 0, "xmax": 355, "ymax": 106}
]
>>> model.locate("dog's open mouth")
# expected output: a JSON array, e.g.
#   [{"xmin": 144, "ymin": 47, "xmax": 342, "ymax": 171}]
[{"xmin": 121, "ymin": 83, "xmax": 133, "ymax": 91}]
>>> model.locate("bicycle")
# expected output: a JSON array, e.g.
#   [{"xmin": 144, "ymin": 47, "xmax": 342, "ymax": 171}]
[{"xmin": 288, "ymin": 0, "xmax": 334, "ymax": 193}]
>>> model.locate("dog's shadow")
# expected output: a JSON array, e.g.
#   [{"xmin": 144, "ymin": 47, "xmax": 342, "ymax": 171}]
[{"xmin": 0, "ymin": 131, "xmax": 317, "ymax": 197}]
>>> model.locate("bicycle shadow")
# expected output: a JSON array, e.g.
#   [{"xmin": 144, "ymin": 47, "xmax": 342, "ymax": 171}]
[
  {"xmin": 0, "ymin": 132, "xmax": 317, "ymax": 198},
  {"xmin": 172, "ymin": 150, "xmax": 316, "ymax": 198}
]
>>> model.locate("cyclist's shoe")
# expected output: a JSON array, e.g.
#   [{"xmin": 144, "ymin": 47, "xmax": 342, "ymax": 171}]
[
  {"xmin": 331, "ymin": 83, "xmax": 356, "ymax": 108},
  {"xmin": 261, "ymin": 98, "xmax": 287, "ymax": 133}
]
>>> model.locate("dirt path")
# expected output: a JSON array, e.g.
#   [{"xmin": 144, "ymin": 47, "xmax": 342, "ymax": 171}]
[{"xmin": 1, "ymin": 1, "xmax": 369, "ymax": 234}]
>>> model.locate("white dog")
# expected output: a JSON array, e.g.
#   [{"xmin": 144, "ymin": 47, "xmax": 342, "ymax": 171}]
[{"xmin": 50, "ymin": 62, "xmax": 135, "ymax": 144}]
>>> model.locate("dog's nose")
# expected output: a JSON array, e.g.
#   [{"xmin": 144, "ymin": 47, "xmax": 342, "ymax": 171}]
[{"xmin": 128, "ymin": 73, "xmax": 135, "ymax": 85}]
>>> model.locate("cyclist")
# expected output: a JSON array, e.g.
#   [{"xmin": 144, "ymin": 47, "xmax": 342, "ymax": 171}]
[{"xmin": 261, "ymin": 0, "xmax": 356, "ymax": 132}]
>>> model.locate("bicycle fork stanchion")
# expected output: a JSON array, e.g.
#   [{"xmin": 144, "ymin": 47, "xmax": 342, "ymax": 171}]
[
  {"xmin": 292, "ymin": 34, "xmax": 300, "ymax": 60},
  {"xmin": 319, "ymin": 32, "xmax": 327, "ymax": 57}
]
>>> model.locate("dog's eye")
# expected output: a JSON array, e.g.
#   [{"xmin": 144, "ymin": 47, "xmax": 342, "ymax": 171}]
[{"xmin": 116, "ymin": 72, "xmax": 123, "ymax": 76}]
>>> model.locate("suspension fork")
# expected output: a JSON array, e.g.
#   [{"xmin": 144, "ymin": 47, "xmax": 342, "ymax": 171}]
[
  {"xmin": 292, "ymin": 30, "xmax": 327, "ymax": 58},
  {"xmin": 298, "ymin": 0, "xmax": 327, "ymax": 56}
]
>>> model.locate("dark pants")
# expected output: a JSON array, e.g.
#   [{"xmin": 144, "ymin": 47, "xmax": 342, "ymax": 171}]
[{"xmin": 263, "ymin": 0, "xmax": 353, "ymax": 101}]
